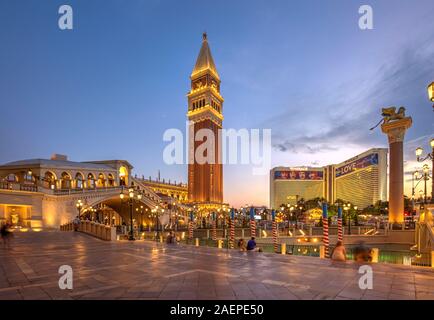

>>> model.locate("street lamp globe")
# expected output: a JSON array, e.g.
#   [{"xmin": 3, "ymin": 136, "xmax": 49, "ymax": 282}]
[
  {"xmin": 416, "ymin": 147, "xmax": 423, "ymax": 157},
  {"xmin": 428, "ymin": 82, "xmax": 434, "ymax": 102},
  {"xmin": 119, "ymin": 193, "xmax": 125, "ymax": 199},
  {"xmin": 423, "ymin": 164, "xmax": 429, "ymax": 174},
  {"xmin": 430, "ymin": 138, "xmax": 434, "ymax": 149},
  {"xmin": 414, "ymin": 171, "xmax": 419, "ymax": 178}
]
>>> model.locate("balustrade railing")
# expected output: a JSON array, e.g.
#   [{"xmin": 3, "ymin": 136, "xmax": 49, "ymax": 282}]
[{"xmin": 60, "ymin": 220, "xmax": 116, "ymax": 241}]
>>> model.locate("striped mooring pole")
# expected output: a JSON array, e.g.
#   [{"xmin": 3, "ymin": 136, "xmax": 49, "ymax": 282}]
[
  {"xmin": 249, "ymin": 207, "xmax": 256, "ymax": 238},
  {"xmin": 188, "ymin": 211, "xmax": 194, "ymax": 240},
  {"xmin": 322, "ymin": 203, "xmax": 329, "ymax": 258},
  {"xmin": 212, "ymin": 212, "xmax": 217, "ymax": 241},
  {"xmin": 271, "ymin": 209, "xmax": 278, "ymax": 253},
  {"xmin": 337, "ymin": 206, "xmax": 343, "ymax": 242},
  {"xmin": 229, "ymin": 209, "xmax": 235, "ymax": 249}
]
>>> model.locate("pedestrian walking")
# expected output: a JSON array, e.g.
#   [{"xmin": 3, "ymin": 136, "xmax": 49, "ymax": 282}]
[{"xmin": 1, "ymin": 222, "xmax": 13, "ymax": 249}]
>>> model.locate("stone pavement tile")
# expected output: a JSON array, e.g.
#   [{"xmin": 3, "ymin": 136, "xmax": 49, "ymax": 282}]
[
  {"xmin": 415, "ymin": 285, "xmax": 434, "ymax": 294},
  {"xmin": 415, "ymin": 280, "xmax": 434, "ymax": 288},
  {"xmin": 361, "ymin": 295, "xmax": 387, "ymax": 300},
  {"xmin": 234, "ymin": 291, "xmax": 256, "ymax": 299},
  {"xmin": 159, "ymin": 290, "xmax": 181, "ymax": 299},
  {"xmin": 19, "ymin": 286, "xmax": 51, "ymax": 300},
  {"xmin": 313, "ymin": 292, "xmax": 337, "ymax": 300},
  {"xmin": 0, "ymin": 288, "xmax": 22, "ymax": 300},
  {"xmin": 287, "ymin": 289, "xmax": 317, "ymax": 300},
  {"xmin": 216, "ymin": 292, "xmax": 235, "ymax": 299},
  {"xmin": 388, "ymin": 293, "xmax": 415, "ymax": 300},
  {"xmin": 392, "ymin": 277, "xmax": 415, "ymax": 286},
  {"xmin": 371, "ymin": 283, "xmax": 391, "ymax": 292},
  {"xmin": 120, "ymin": 290, "xmax": 143, "ymax": 299},
  {"xmin": 40, "ymin": 285, "xmax": 74, "ymax": 300},
  {"xmin": 389, "ymin": 288, "xmax": 416, "ymax": 298},
  {"xmin": 272, "ymin": 292, "xmax": 299, "ymax": 300},
  {"xmin": 391, "ymin": 283, "xmax": 415, "ymax": 291},
  {"xmin": 336, "ymin": 288, "xmax": 365, "ymax": 300},
  {"xmin": 140, "ymin": 291, "xmax": 162, "ymax": 298},
  {"xmin": 7, "ymin": 277, "xmax": 29, "ymax": 287},
  {"xmin": 177, "ymin": 291, "xmax": 198, "ymax": 299},
  {"xmin": 99, "ymin": 287, "xmax": 127, "ymax": 299},
  {"xmin": 215, "ymin": 288, "xmax": 235, "ymax": 296},
  {"xmin": 416, "ymin": 293, "xmax": 434, "ymax": 300},
  {"xmin": 196, "ymin": 291, "xmax": 217, "ymax": 300}
]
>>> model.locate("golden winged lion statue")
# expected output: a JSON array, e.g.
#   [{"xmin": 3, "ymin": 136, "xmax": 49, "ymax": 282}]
[{"xmin": 370, "ymin": 106, "xmax": 406, "ymax": 130}]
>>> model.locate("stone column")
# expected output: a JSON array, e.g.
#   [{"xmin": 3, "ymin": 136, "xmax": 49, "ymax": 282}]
[{"xmin": 381, "ymin": 117, "xmax": 412, "ymax": 226}]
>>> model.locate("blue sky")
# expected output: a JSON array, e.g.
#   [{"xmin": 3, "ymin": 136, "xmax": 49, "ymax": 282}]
[{"xmin": 0, "ymin": 0, "xmax": 433, "ymax": 207}]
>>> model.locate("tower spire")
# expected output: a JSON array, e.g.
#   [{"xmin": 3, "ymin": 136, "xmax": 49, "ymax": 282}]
[{"xmin": 191, "ymin": 33, "xmax": 219, "ymax": 80}]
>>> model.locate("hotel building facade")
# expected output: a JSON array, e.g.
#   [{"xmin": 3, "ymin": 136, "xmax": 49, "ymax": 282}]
[{"xmin": 270, "ymin": 148, "xmax": 388, "ymax": 209}]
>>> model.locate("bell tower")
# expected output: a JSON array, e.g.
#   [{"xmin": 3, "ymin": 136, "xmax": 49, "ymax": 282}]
[{"xmin": 187, "ymin": 33, "xmax": 224, "ymax": 208}]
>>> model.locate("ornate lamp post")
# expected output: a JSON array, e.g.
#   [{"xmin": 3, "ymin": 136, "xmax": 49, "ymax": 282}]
[
  {"xmin": 343, "ymin": 203, "xmax": 351, "ymax": 235},
  {"xmin": 427, "ymin": 82, "xmax": 434, "ymax": 106},
  {"xmin": 414, "ymin": 165, "xmax": 430, "ymax": 205},
  {"xmin": 75, "ymin": 199, "xmax": 83, "ymax": 218},
  {"xmin": 411, "ymin": 170, "xmax": 419, "ymax": 210},
  {"xmin": 120, "ymin": 186, "xmax": 143, "ymax": 241},
  {"xmin": 152, "ymin": 205, "xmax": 164, "ymax": 239},
  {"xmin": 415, "ymin": 139, "xmax": 434, "ymax": 203}
]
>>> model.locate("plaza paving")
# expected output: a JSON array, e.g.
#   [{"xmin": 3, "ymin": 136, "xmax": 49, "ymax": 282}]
[{"xmin": 0, "ymin": 231, "xmax": 433, "ymax": 300}]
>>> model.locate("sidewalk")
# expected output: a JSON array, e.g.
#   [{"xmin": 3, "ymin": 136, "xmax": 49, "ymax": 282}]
[{"xmin": 0, "ymin": 231, "xmax": 433, "ymax": 300}]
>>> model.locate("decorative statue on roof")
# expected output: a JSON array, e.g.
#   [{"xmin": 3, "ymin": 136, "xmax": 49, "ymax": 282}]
[{"xmin": 370, "ymin": 106, "xmax": 406, "ymax": 130}]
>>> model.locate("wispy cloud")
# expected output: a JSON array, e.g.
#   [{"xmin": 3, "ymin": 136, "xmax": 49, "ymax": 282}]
[{"xmin": 267, "ymin": 34, "xmax": 434, "ymax": 156}]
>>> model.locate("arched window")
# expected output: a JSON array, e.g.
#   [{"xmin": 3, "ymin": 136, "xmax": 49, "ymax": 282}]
[
  {"xmin": 107, "ymin": 174, "xmax": 115, "ymax": 187},
  {"xmin": 75, "ymin": 173, "xmax": 84, "ymax": 189},
  {"xmin": 87, "ymin": 173, "xmax": 95, "ymax": 189},
  {"xmin": 44, "ymin": 171, "xmax": 56, "ymax": 189},
  {"xmin": 23, "ymin": 170, "xmax": 35, "ymax": 184},
  {"xmin": 97, "ymin": 173, "xmax": 106, "ymax": 187},
  {"xmin": 61, "ymin": 172, "xmax": 72, "ymax": 189},
  {"xmin": 6, "ymin": 173, "xmax": 18, "ymax": 183},
  {"xmin": 119, "ymin": 166, "xmax": 128, "ymax": 186}
]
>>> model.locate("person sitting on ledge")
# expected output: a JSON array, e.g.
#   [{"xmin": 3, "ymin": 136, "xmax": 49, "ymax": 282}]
[
  {"xmin": 238, "ymin": 238, "xmax": 246, "ymax": 251},
  {"xmin": 246, "ymin": 237, "xmax": 262, "ymax": 252},
  {"xmin": 331, "ymin": 240, "xmax": 346, "ymax": 262},
  {"xmin": 73, "ymin": 216, "xmax": 80, "ymax": 231}
]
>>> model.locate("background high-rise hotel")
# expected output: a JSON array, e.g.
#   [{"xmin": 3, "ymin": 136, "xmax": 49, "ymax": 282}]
[{"xmin": 270, "ymin": 148, "xmax": 388, "ymax": 209}]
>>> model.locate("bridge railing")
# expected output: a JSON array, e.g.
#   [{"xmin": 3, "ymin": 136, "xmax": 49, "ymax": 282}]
[
  {"xmin": 0, "ymin": 182, "xmax": 38, "ymax": 192},
  {"xmin": 53, "ymin": 186, "xmax": 123, "ymax": 196},
  {"xmin": 60, "ymin": 220, "xmax": 116, "ymax": 241}
]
